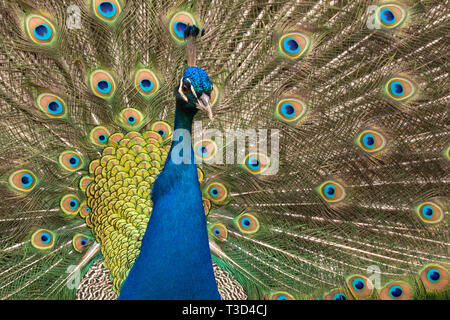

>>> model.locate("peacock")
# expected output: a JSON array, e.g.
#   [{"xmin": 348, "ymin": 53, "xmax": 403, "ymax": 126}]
[{"xmin": 0, "ymin": 0, "xmax": 448, "ymax": 301}]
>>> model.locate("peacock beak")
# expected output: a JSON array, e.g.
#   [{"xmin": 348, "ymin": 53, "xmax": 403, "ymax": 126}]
[{"xmin": 196, "ymin": 93, "xmax": 214, "ymax": 121}]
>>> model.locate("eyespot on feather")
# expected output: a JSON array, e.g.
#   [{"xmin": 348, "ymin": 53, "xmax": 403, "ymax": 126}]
[
  {"xmin": 60, "ymin": 194, "xmax": 81, "ymax": 215},
  {"xmin": 379, "ymin": 281, "xmax": 413, "ymax": 300},
  {"xmin": 209, "ymin": 223, "xmax": 227, "ymax": 241},
  {"xmin": 150, "ymin": 121, "xmax": 172, "ymax": 142},
  {"xmin": 416, "ymin": 202, "xmax": 444, "ymax": 224},
  {"xmin": 92, "ymin": 0, "xmax": 122, "ymax": 23},
  {"xmin": 90, "ymin": 126, "xmax": 111, "ymax": 146},
  {"xmin": 356, "ymin": 129, "xmax": 387, "ymax": 153},
  {"xmin": 134, "ymin": 69, "xmax": 159, "ymax": 97},
  {"xmin": 275, "ymin": 98, "xmax": 307, "ymax": 123},
  {"xmin": 279, "ymin": 32, "xmax": 311, "ymax": 59},
  {"xmin": 90, "ymin": 70, "xmax": 116, "ymax": 99},
  {"xmin": 346, "ymin": 275, "xmax": 374, "ymax": 299},
  {"xmin": 204, "ymin": 182, "xmax": 228, "ymax": 204},
  {"xmin": 385, "ymin": 76, "xmax": 416, "ymax": 102},
  {"xmin": 36, "ymin": 93, "xmax": 67, "ymax": 118},
  {"xmin": 59, "ymin": 151, "xmax": 84, "ymax": 172},
  {"xmin": 25, "ymin": 14, "xmax": 56, "ymax": 45},
  {"xmin": 377, "ymin": 3, "xmax": 407, "ymax": 29},
  {"xmin": 194, "ymin": 139, "xmax": 217, "ymax": 161},
  {"xmin": 31, "ymin": 229, "xmax": 55, "ymax": 250},
  {"xmin": 73, "ymin": 233, "xmax": 90, "ymax": 252},
  {"xmin": 119, "ymin": 108, "xmax": 144, "ymax": 130},
  {"xmin": 419, "ymin": 264, "xmax": 449, "ymax": 292},
  {"xmin": 169, "ymin": 11, "xmax": 196, "ymax": 42},
  {"xmin": 317, "ymin": 180, "xmax": 346, "ymax": 203},
  {"xmin": 235, "ymin": 213, "xmax": 260, "ymax": 234},
  {"xmin": 324, "ymin": 289, "xmax": 353, "ymax": 300},
  {"xmin": 269, "ymin": 292, "xmax": 295, "ymax": 300},
  {"xmin": 9, "ymin": 169, "xmax": 38, "ymax": 193},
  {"xmin": 243, "ymin": 153, "xmax": 270, "ymax": 175}
]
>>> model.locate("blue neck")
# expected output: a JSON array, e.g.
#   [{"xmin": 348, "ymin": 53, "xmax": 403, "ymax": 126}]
[{"xmin": 118, "ymin": 100, "xmax": 221, "ymax": 300}]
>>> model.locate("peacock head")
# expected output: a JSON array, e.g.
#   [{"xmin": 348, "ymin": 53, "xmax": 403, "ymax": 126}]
[{"xmin": 175, "ymin": 66, "xmax": 213, "ymax": 120}]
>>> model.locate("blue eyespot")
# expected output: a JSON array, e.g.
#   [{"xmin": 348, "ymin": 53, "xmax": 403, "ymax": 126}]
[
  {"xmin": 128, "ymin": 116, "xmax": 136, "ymax": 124},
  {"xmin": 276, "ymin": 296, "xmax": 289, "ymax": 300},
  {"xmin": 362, "ymin": 134, "xmax": 375, "ymax": 148},
  {"xmin": 96, "ymin": 80, "xmax": 112, "ymax": 94},
  {"xmin": 40, "ymin": 232, "xmax": 51, "ymax": 244},
  {"xmin": 388, "ymin": 285, "xmax": 403, "ymax": 298},
  {"xmin": 390, "ymin": 81, "xmax": 404, "ymax": 97},
  {"xmin": 69, "ymin": 199, "xmax": 79, "ymax": 209},
  {"xmin": 210, "ymin": 187, "xmax": 219, "ymax": 197},
  {"xmin": 421, "ymin": 205, "xmax": 433, "ymax": 219},
  {"xmin": 380, "ymin": 8, "xmax": 396, "ymax": 24},
  {"xmin": 47, "ymin": 100, "xmax": 63, "ymax": 114},
  {"xmin": 98, "ymin": 134, "xmax": 107, "ymax": 142},
  {"xmin": 333, "ymin": 293, "xmax": 347, "ymax": 300},
  {"xmin": 174, "ymin": 22, "xmax": 188, "ymax": 39},
  {"xmin": 213, "ymin": 228, "xmax": 220, "ymax": 235},
  {"xmin": 427, "ymin": 269, "xmax": 441, "ymax": 282},
  {"xmin": 80, "ymin": 238, "xmax": 88, "ymax": 246},
  {"xmin": 86, "ymin": 207, "xmax": 91, "ymax": 213},
  {"xmin": 247, "ymin": 156, "xmax": 260, "ymax": 170},
  {"xmin": 68, "ymin": 156, "xmax": 80, "ymax": 167},
  {"xmin": 98, "ymin": 2, "xmax": 117, "ymax": 18},
  {"xmin": 198, "ymin": 146, "xmax": 208, "ymax": 156},
  {"xmin": 158, "ymin": 130, "xmax": 165, "ymax": 137},
  {"xmin": 280, "ymin": 103, "xmax": 296, "ymax": 118},
  {"xmin": 139, "ymin": 79, "xmax": 154, "ymax": 92},
  {"xmin": 240, "ymin": 217, "xmax": 251, "ymax": 229},
  {"xmin": 282, "ymin": 37, "xmax": 300, "ymax": 54},
  {"xmin": 20, "ymin": 173, "xmax": 34, "ymax": 188},
  {"xmin": 352, "ymin": 278, "xmax": 365, "ymax": 291},
  {"xmin": 323, "ymin": 184, "xmax": 335, "ymax": 198},
  {"xmin": 33, "ymin": 24, "xmax": 52, "ymax": 41}
]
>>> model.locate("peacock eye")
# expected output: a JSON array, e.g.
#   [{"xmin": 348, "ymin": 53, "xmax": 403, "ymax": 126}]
[{"xmin": 182, "ymin": 85, "xmax": 190, "ymax": 94}]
